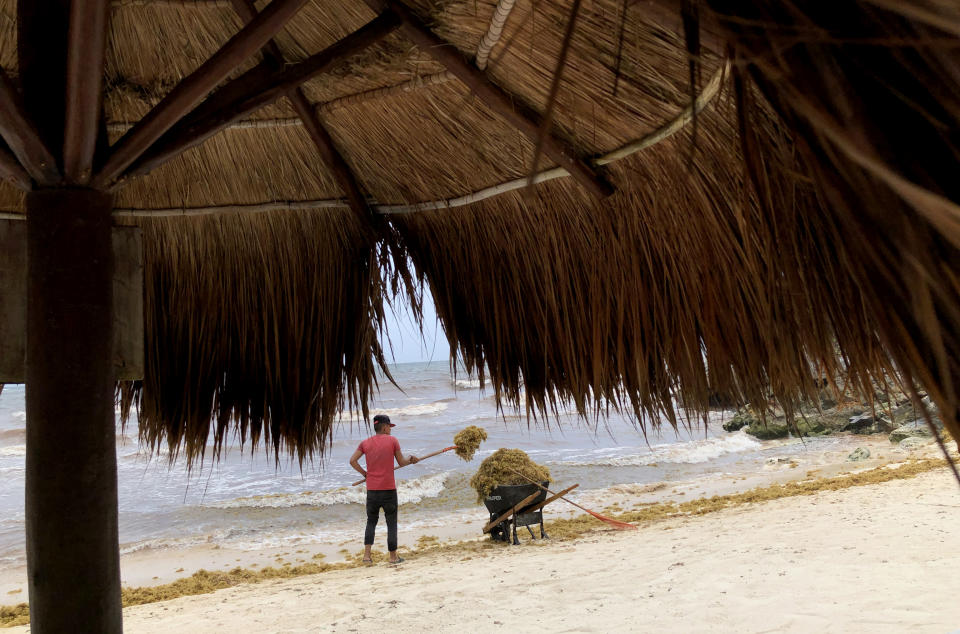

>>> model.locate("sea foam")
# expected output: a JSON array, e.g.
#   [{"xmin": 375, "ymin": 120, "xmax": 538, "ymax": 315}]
[
  {"xmin": 557, "ymin": 431, "xmax": 762, "ymax": 467},
  {"xmin": 118, "ymin": 527, "xmax": 261, "ymax": 555},
  {"xmin": 339, "ymin": 401, "xmax": 449, "ymax": 423}
]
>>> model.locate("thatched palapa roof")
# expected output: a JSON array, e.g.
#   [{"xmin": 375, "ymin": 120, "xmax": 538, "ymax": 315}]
[{"xmin": 2, "ymin": 0, "xmax": 959, "ymax": 467}]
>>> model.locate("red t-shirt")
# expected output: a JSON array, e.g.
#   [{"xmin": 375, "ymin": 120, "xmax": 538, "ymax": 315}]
[{"xmin": 358, "ymin": 434, "xmax": 401, "ymax": 490}]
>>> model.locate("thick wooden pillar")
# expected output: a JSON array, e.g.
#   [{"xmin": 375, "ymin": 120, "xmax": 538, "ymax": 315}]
[{"xmin": 25, "ymin": 188, "xmax": 121, "ymax": 633}]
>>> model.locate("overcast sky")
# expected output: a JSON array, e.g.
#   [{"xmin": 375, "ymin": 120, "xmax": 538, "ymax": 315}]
[{"xmin": 379, "ymin": 292, "xmax": 443, "ymax": 365}]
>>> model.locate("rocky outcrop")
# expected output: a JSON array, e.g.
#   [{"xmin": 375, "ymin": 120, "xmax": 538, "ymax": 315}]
[
  {"xmin": 721, "ymin": 411, "xmax": 753, "ymax": 432},
  {"xmin": 742, "ymin": 415, "xmax": 834, "ymax": 440},
  {"xmin": 745, "ymin": 420, "xmax": 790, "ymax": 440},
  {"xmin": 889, "ymin": 421, "xmax": 934, "ymax": 444},
  {"xmin": 726, "ymin": 390, "xmax": 945, "ymax": 442},
  {"xmin": 841, "ymin": 414, "xmax": 898, "ymax": 435}
]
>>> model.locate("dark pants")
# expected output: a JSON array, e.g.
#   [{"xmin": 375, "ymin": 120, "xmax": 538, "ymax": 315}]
[{"xmin": 364, "ymin": 489, "xmax": 398, "ymax": 552}]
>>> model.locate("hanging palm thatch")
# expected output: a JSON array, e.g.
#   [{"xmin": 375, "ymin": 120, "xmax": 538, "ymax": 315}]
[
  {"xmin": 389, "ymin": 99, "xmax": 891, "ymax": 426},
  {"xmin": 117, "ymin": 210, "xmax": 396, "ymax": 466},
  {"xmin": 703, "ymin": 0, "xmax": 960, "ymax": 455},
  {"xmin": 3, "ymin": 0, "xmax": 958, "ymax": 464}
]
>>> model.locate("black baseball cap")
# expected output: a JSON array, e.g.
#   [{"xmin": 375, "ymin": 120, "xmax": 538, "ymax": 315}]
[{"xmin": 373, "ymin": 414, "xmax": 395, "ymax": 427}]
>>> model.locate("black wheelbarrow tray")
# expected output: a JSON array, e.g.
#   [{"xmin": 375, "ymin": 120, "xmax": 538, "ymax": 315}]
[{"xmin": 480, "ymin": 481, "xmax": 578, "ymax": 544}]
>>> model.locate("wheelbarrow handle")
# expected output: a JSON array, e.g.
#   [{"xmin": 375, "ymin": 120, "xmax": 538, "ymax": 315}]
[
  {"xmin": 503, "ymin": 467, "xmax": 636, "ymax": 530},
  {"xmin": 351, "ymin": 445, "xmax": 457, "ymax": 486}
]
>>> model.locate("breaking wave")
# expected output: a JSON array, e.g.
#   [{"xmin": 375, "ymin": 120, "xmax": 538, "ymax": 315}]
[
  {"xmin": 206, "ymin": 471, "xmax": 451, "ymax": 509},
  {"xmin": 556, "ymin": 432, "xmax": 762, "ymax": 467},
  {"xmin": 0, "ymin": 445, "xmax": 26, "ymax": 457},
  {"xmin": 380, "ymin": 402, "xmax": 449, "ymax": 417},
  {"xmin": 452, "ymin": 377, "xmax": 486, "ymax": 390},
  {"xmin": 340, "ymin": 401, "xmax": 450, "ymax": 423}
]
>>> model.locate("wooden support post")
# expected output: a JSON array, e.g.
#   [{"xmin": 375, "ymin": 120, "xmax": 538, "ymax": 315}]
[
  {"xmin": 94, "ymin": 0, "xmax": 310, "ymax": 187},
  {"xmin": 0, "ymin": 70, "xmax": 60, "ymax": 185},
  {"xmin": 25, "ymin": 188, "xmax": 120, "ymax": 633},
  {"xmin": 363, "ymin": 0, "xmax": 614, "ymax": 199},
  {"xmin": 126, "ymin": 12, "xmax": 401, "ymax": 181},
  {"xmin": 63, "ymin": 0, "xmax": 111, "ymax": 184},
  {"xmin": 19, "ymin": 2, "xmax": 122, "ymax": 628},
  {"xmin": 230, "ymin": 0, "xmax": 377, "ymax": 230}
]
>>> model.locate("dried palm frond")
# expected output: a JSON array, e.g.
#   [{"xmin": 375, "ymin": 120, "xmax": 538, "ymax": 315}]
[
  {"xmin": 703, "ymin": 0, "xmax": 960, "ymax": 455},
  {"xmin": 119, "ymin": 209, "xmax": 391, "ymax": 467}
]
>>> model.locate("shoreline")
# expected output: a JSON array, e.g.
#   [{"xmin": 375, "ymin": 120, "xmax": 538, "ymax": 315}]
[
  {"xmin": 0, "ymin": 433, "xmax": 916, "ymax": 594},
  {"xmin": 2, "ymin": 437, "xmax": 956, "ymax": 629}
]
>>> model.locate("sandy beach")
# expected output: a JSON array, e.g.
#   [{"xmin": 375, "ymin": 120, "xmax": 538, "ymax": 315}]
[{"xmin": 8, "ymin": 452, "xmax": 958, "ymax": 633}]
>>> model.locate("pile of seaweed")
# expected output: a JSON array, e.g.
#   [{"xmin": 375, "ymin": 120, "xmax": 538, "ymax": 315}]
[
  {"xmin": 453, "ymin": 426, "xmax": 488, "ymax": 461},
  {"xmin": 469, "ymin": 448, "xmax": 550, "ymax": 503}
]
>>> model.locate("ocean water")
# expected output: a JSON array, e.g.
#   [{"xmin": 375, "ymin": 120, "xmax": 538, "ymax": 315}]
[{"xmin": 0, "ymin": 361, "xmax": 834, "ymax": 567}]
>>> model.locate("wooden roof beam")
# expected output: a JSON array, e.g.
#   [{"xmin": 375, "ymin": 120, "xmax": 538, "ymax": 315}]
[
  {"xmin": 125, "ymin": 12, "xmax": 400, "ymax": 181},
  {"xmin": 63, "ymin": 0, "xmax": 111, "ymax": 185},
  {"xmin": 362, "ymin": 0, "xmax": 614, "ymax": 199},
  {"xmin": 288, "ymin": 91, "xmax": 376, "ymax": 231},
  {"xmin": 0, "ymin": 69, "xmax": 61, "ymax": 186},
  {"xmin": 93, "ymin": 0, "xmax": 310, "ymax": 188},
  {"xmin": 230, "ymin": 0, "xmax": 376, "ymax": 229},
  {"xmin": 0, "ymin": 144, "xmax": 32, "ymax": 190}
]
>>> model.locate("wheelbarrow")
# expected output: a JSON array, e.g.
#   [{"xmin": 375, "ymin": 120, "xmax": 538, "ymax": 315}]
[{"xmin": 481, "ymin": 482, "xmax": 579, "ymax": 544}]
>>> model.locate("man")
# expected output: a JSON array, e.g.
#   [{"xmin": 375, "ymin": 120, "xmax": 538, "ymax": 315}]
[{"xmin": 349, "ymin": 414, "xmax": 419, "ymax": 564}]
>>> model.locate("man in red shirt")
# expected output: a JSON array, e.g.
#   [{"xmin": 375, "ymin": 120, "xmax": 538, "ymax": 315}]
[{"xmin": 349, "ymin": 414, "xmax": 419, "ymax": 564}]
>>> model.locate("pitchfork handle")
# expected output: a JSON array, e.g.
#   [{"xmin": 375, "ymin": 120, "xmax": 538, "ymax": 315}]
[{"xmin": 351, "ymin": 445, "xmax": 457, "ymax": 486}]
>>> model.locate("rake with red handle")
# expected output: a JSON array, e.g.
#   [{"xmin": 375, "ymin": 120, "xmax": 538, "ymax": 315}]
[{"xmin": 504, "ymin": 466, "xmax": 636, "ymax": 530}]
